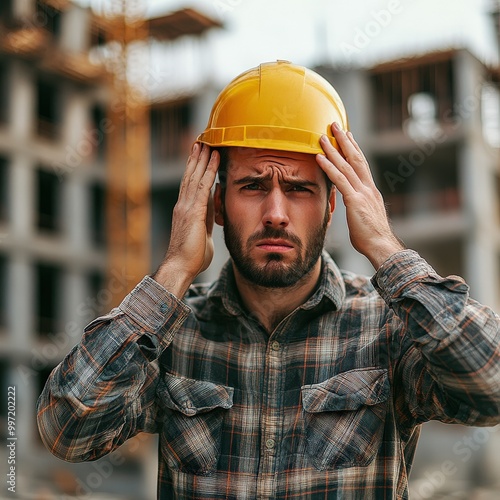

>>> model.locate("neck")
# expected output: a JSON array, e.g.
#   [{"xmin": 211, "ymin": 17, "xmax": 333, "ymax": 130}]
[{"xmin": 233, "ymin": 258, "xmax": 322, "ymax": 333}]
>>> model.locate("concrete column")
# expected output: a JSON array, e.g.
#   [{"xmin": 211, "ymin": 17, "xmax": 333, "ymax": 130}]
[
  {"xmin": 12, "ymin": 0, "xmax": 33, "ymax": 20},
  {"xmin": 10, "ymin": 61, "xmax": 34, "ymax": 140},
  {"xmin": 7, "ymin": 257, "xmax": 34, "ymax": 349},
  {"xmin": 10, "ymin": 155, "xmax": 35, "ymax": 240},
  {"xmin": 60, "ymin": 4, "xmax": 91, "ymax": 54},
  {"xmin": 459, "ymin": 141, "xmax": 498, "ymax": 307},
  {"xmin": 9, "ymin": 155, "xmax": 35, "ymax": 345},
  {"xmin": 60, "ymin": 270, "xmax": 86, "ymax": 356},
  {"xmin": 64, "ymin": 173, "xmax": 90, "ymax": 254},
  {"xmin": 61, "ymin": 89, "xmax": 90, "ymax": 155},
  {"xmin": 455, "ymin": 51, "xmax": 499, "ymax": 307},
  {"xmin": 61, "ymin": 175, "xmax": 90, "ymax": 348}
]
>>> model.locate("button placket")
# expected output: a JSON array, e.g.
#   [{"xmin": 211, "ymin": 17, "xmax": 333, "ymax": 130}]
[
  {"xmin": 263, "ymin": 340, "xmax": 280, "ymax": 458},
  {"xmin": 257, "ymin": 331, "xmax": 290, "ymax": 498}
]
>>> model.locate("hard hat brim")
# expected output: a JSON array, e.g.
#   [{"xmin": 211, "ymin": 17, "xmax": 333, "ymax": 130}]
[{"xmin": 197, "ymin": 125, "xmax": 341, "ymax": 155}]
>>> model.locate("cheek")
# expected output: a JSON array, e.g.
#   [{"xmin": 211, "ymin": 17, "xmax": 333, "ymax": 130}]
[{"xmin": 225, "ymin": 196, "xmax": 259, "ymax": 225}]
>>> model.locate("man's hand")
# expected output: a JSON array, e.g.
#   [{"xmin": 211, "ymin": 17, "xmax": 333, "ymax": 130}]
[
  {"xmin": 316, "ymin": 123, "xmax": 404, "ymax": 270},
  {"xmin": 153, "ymin": 143, "xmax": 219, "ymax": 298}
]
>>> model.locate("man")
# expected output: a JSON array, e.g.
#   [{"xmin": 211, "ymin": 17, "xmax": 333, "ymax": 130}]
[{"xmin": 37, "ymin": 61, "xmax": 500, "ymax": 499}]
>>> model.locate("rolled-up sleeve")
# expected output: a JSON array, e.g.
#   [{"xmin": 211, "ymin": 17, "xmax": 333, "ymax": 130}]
[
  {"xmin": 36, "ymin": 276, "xmax": 191, "ymax": 462},
  {"xmin": 372, "ymin": 250, "xmax": 500, "ymax": 427}
]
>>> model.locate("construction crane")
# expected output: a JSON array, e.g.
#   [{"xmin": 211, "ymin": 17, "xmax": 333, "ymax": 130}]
[
  {"xmin": 95, "ymin": 1, "xmax": 222, "ymax": 304},
  {"xmin": 99, "ymin": 0, "xmax": 151, "ymax": 304}
]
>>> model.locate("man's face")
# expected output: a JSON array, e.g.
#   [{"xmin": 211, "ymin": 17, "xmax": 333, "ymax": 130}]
[{"xmin": 214, "ymin": 147, "xmax": 336, "ymax": 288}]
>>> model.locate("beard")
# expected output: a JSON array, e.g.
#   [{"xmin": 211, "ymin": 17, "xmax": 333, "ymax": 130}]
[{"xmin": 222, "ymin": 207, "xmax": 330, "ymax": 289}]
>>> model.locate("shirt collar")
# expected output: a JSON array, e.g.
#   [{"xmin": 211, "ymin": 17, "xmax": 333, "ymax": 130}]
[{"xmin": 206, "ymin": 250, "xmax": 346, "ymax": 316}]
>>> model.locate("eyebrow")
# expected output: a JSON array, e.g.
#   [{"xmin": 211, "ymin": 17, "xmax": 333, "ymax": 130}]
[{"xmin": 232, "ymin": 174, "xmax": 320, "ymax": 189}]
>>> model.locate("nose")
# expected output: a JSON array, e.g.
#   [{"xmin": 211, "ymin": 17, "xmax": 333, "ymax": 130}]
[{"xmin": 261, "ymin": 188, "xmax": 289, "ymax": 228}]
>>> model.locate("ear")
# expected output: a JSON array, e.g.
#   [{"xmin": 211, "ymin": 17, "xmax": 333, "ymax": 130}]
[
  {"xmin": 214, "ymin": 184, "xmax": 224, "ymax": 226},
  {"xmin": 326, "ymin": 186, "xmax": 336, "ymax": 227}
]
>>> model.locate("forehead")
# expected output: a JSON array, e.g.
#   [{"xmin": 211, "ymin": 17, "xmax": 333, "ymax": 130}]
[{"xmin": 226, "ymin": 147, "xmax": 321, "ymax": 180}]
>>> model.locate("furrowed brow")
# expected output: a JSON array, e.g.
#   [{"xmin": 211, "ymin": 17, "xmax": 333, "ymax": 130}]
[
  {"xmin": 283, "ymin": 179, "xmax": 319, "ymax": 189},
  {"xmin": 232, "ymin": 173, "xmax": 272, "ymax": 185},
  {"xmin": 233, "ymin": 174, "xmax": 319, "ymax": 189}
]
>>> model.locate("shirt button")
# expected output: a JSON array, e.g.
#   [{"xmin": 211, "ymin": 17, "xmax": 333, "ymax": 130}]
[
  {"xmin": 265, "ymin": 439, "xmax": 275, "ymax": 449},
  {"xmin": 271, "ymin": 341, "xmax": 280, "ymax": 351},
  {"xmin": 159, "ymin": 303, "xmax": 168, "ymax": 314}
]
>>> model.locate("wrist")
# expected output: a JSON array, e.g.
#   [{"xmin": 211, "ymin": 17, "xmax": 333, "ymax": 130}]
[
  {"xmin": 152, "ymin": 260, "xmax": 195, "ymax": 299},
  {"xmin": 365, "ymin": 237, "xmax": 405, "ymax": 271}
]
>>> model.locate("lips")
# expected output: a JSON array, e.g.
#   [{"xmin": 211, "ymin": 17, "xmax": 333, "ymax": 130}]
[{"xmin": 256, "ymin": 239, "xmax": 294, "ymax": 252}]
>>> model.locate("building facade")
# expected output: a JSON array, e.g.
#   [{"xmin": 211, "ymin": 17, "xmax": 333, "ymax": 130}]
[
  {"xmin": 0, "ymin": 0, "xmax": 220, "ymax": 498},
  {"xmin": 318, "ymin": 49, "xmax": 500, "ymax": 498}
]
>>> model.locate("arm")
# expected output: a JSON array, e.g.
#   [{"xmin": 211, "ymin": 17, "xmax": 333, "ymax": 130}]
[
  {"xmin": 374, "ymin": 250, "xmax": 500, "ymax": 426},
  {"xmin": 317, "ymin": 125, "xmax": 500, "ymax": 424},
  {"xmin": 37, "ymin": 279, "xmax": 190, "ymax": 461},
  {"xmin": 37, "ymin": 143, "xmax": 219, "ymax": 461}
]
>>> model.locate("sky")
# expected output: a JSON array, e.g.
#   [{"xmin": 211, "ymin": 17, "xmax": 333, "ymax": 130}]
[{"xmin": 79, "ymin": 0, "xmax": 500, "ymax": 92}]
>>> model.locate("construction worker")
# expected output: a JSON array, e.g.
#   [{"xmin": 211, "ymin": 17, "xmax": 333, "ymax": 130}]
[{"xmin": 37, "ymin": 61, "xmax": 500, "ymax": 499}]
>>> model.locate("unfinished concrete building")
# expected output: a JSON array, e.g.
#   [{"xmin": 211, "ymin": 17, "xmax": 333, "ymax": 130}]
[
  {"xmin": 319, "ymin": 49, "xmax": 500, "ymax": 311},
  {"xmin": 0, "ymin": 0, "xmax": 221, "ymax": 497},
  {"xmin": 318, "ymin": 49, "xmax": 500, "ymax": 498}
]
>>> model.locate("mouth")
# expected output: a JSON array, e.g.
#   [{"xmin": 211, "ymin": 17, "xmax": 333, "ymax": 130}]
[{"xmin": 256, "ymin": 239, "xmax": 295, "ymax": 253}]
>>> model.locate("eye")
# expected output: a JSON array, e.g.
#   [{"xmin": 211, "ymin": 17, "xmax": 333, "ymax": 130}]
[
  {"xmin": 289, "ymin": 185, "xmax": 312, "ymax": 193},
  {"xmin": 242, "ymin": 182, "xmax": 262, "ymax": 191}
]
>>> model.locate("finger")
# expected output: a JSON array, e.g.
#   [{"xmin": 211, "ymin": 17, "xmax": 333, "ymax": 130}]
[
  {"xmin": 346, "ymin": 131, "xmax": 366, "ymax": 159},
  {"xmin": 316, "ymin": 153, "xmax": 357, "ymax": 197},
  {"xmin": 187, "ymin": 150, "xmax": 219, "ymax": 227},
  {"xmin": 182, "ymin": 144, "xmax": 212, "ymax": 199},
  {"xmin": 187, "ymin": 143, "xmax": 212, "ymax": 187},
  {"xmin": 329, "ymin": 124, "xmax": 373, "ymax": 184},
  {"xmin": 345, "ymin": 131, "xmax": 374, "ymax": 180},
  {"xmin": 320, "ymin": 135, "xmax": 365, "ymax": 191},
  {"xmin": 184, "ymin": 142, "xmax": 203, "ymax": 177},
  {"xmin": 179, "ymin": 142, "xmax": 203, "ymax": 196},
  {"xmin": 197, "ymin": 150, "xmax": 219, "ymax": 194}
]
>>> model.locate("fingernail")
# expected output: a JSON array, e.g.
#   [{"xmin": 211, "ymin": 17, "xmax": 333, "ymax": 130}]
[
  {"xmin": 320, "ymin": 135, "xmax": 328, "ymax": 143},
  {"xmin": 332, "ymin": 122, "xmax": 341, "ymax": 131},
  {"xmin": 192, "ymin": 143, "xmax": 198, "ymax": 152}
]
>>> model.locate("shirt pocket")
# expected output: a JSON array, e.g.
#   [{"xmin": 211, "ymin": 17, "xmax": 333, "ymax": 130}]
[
  {"xmin": 156, "ymin": 373, "xmax": 234, "ymax": 476},
  {"xmin": 301, "ymin": 367, "xmax": 390, "ymax": 470}
]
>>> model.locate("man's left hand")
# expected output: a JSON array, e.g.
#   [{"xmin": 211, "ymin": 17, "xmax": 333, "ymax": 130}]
[{"xmin": 316, "ymin": 122, "xmax": 404, "ymax": 269}]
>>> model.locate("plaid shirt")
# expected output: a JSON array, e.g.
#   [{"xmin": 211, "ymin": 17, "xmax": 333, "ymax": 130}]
[{"xmin": 37, "ymin": 250, "xmax": 500, "ymax": 499}]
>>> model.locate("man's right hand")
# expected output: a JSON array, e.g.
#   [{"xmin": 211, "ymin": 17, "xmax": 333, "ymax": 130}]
[{"xmin": 153, "ymin": 143, "xmax": 220, "ymax": 298}]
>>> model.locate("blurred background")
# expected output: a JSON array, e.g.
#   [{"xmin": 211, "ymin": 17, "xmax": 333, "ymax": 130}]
[{"xmin": 1, "ymin": 0, "xmax": 500, "ymax": 498}]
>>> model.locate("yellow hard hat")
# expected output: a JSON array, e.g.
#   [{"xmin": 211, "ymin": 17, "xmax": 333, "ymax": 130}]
[{"xmin": 197, "ymin": 60, "xmax": 349, "ymax": 154}]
